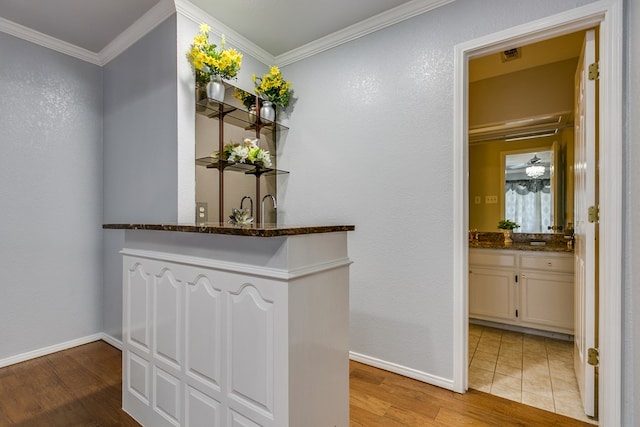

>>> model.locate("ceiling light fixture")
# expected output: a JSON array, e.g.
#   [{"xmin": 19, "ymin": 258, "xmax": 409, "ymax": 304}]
[
  {"xmin": 526, "ymin": 164, "xmax": 545, "ymax": 178},
  {"xmin": 525, "ymin": 154, "xmax": 545, "ymax": 178}
]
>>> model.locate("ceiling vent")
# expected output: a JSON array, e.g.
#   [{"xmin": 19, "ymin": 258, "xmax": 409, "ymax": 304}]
[{"xmin": 501, "ymin": 47, "xmax": 521, "ymax": 62}]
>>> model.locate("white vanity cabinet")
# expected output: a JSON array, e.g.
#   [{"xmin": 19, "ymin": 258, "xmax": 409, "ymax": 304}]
[
  {"xmin": 519, "ymin": 253, "xmax": 574, "ymax": 332},
  {"xmin": 469, "ymin": 248, "xmax": 574, "ymax": 334},
  {"xmin": 469, "ymin": 252, "xmax": 517, "ymax": 322}
]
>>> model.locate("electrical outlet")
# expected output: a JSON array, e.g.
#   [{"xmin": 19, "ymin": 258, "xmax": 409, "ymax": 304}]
[
  {"xmin": 474, "ymin": 196, "xmax": 481, "ymax": 204},
  {"xmin": 485, "ymin": 195, "xmax": 498, "ymax": 204},
  {"xmin": 196, "ymin": 202, "xmax": 208, "ymax": 224}
]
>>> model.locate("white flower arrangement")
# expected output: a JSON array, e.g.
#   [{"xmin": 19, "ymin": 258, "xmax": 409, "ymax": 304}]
[{"xmin": 212, "ymin": 138, "xmax": 272, "ymax": 168}]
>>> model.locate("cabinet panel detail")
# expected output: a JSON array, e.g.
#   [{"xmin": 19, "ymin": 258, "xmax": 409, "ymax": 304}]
[
  {"xmin": 520, "ymin": 254, "xmax": 574, "ymax": 273},
  {"xmin": 127, "ymin": 263, "xmax": 150, "ymax": 352},
  {"xmin": 153, "ymin": 367, "xmax": 181, "ymax": 426},
  {"xmin": 520, "ymin": 271, "xmax": 574, "ymax": 330},
  {"xmin": 153, "ymin": 269, "xmax": 182, "ymax": 369},
  {"xmin": 469, "ymin": 252, "xmax": 516, "ymax": 268},
  {"xmin": 228, "ymin": 284, "xmax": 274, "ymax": 417},
  {"xmin": 230, "ymin": 410, "xmax": 263, "ymax": 427},
  {"xmin": 469, "ymin": 268, "xmax": 515, "ymax": 321},
  {"xmin": 186, "ymin": 386, "xmax": 222, "ymax": 427},
  {"xmin": 128, "ymin": 351, "xmax": 150, "ymax": 404},
  {"xmin": 186, "ymin": 275, "xmax": 222, "ymax": 392}
]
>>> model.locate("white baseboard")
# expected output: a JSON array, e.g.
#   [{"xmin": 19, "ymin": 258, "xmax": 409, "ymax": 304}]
[
  {"xmin": 0, "ymin": 333, "xmax": 124, "ymax": 369},
  {"xmin": 99, "ymin": 333, "xmax": 123, "ymax": 350},
  {"xmin": 469, "ymin": 318, "xmax": 574, "ymax": 342},
  {"xmin": 0, "ymin": 333, "xmax": 103, "ymax": 369},
  {"xmin": 349, "ymin": 351, "xmax": 454, "ymax": 391}
]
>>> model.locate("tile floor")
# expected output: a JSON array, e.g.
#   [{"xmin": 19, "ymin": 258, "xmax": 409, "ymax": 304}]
[{"xmin": 468, "ymin": 323, "xmax": 597, "ymax": 424}]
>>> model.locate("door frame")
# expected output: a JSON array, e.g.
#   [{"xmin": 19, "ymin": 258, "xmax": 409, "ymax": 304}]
[{"xmin": 452, "ymin": 1, "xmax": 622, "ymax": 425}]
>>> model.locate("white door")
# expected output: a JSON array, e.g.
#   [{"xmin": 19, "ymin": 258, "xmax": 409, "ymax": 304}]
[{"xmin": 573, "ymin": 28, "xmax": 597, "ymax": 418}]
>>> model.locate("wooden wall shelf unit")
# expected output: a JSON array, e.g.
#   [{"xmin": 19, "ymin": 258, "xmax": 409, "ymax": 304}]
[{"xmin": 195, "ymin": 85, "xmax": 288, "ymax": 225}]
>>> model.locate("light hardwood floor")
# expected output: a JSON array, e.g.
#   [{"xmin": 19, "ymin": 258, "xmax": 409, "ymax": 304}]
[{"xmin": 0, "ymin": 340, "xmax": 591, "ymax": 426}]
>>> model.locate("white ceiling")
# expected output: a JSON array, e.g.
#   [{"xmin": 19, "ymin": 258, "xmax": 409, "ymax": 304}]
[
  {"xmin": 0, "ymin": 0, "xmax": 162, "ymax": 53},
  {"xmin": 189, "ymin": 0, "xmax": 414, "ymax": 57},
  {"xmin": 0, "ymin": 0, "xmax": 430, "ymax": 59},
  {"xmin": 0, "ymin": 0, "xmax": 581, "ymax": 72}
]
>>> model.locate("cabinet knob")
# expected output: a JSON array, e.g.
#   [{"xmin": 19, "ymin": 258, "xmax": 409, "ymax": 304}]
[{"xmin": 547, "ymin": 262, "xmax": 553, "ymax": 267}]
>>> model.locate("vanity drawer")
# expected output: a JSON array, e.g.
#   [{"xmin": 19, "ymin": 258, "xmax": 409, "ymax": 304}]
[
  {"xmin": 520, "ymin": 254, "xmax": 573, "ymax": 273},
  {"xmin": 469, "ymin": 251, "xmax": 516, "ymax": 268}
]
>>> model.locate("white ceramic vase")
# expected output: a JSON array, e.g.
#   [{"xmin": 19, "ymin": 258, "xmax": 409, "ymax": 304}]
[{"xmin": 503, "ymin": 230, "xmax": 513, "ymax": 244}]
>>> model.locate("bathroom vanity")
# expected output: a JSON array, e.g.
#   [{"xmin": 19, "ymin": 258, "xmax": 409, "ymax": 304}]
[
  {"xmin": 469, "ymin": 242, "xmax": 574, "ymax": 335},
  {"xmin": 104, "ymin": 223, "xmax": 354, "ymax": 427}
]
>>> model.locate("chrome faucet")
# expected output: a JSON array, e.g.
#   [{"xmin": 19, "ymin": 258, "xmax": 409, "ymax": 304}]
[
  {"xmin": 261, "ymin": 194, "xmax": 277, "ymax": 225},
  {"xmin": 240, "ymin": 195, "xmax": 253, "ymax": 217}
]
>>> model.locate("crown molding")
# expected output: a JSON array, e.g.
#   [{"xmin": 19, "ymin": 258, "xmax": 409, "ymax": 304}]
[
  {"xmin": 0, "ymin": 15, "xmax": 100, "ymax": 64},
  {"xmin": 0, "ymin": 0, "xmax": 453, "ymax": 67},
  {"xmin": 0, "ymin": 0, "xmax": 175, "ymax": 66},
  {"xmin": 275, "ymin": 0, "xmax": 455, "ymax": 67},
  {"xmin": 98, "ymin": 0, "xmax": 176, "ymax": 66},
  {"xmin": 174, "ymin": 0, "xmax": 275, "ymax": 67}
]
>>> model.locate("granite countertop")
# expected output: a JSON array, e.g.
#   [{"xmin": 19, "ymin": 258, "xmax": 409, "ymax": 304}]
[
  {"xmin": 469, "ymin": 241, "xmax": 573, "ymax": 253},
  {"xmin": 102, "ymin": 223, "xmax": 355, "ymax": 237},
  {"xmin": 468, "ymin": 231, "xmax": 574, "ymax": 253}
]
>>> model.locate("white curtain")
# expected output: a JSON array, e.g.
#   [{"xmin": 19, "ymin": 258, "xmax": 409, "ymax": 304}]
[{"xmin": 505, "ymin": 180, "xmax": 552, "ymax": 233}]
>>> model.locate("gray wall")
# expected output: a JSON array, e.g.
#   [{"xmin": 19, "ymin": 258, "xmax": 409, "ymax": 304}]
[
  {"xmin": 102, "ymin": 16, "xmax": 178, "ymax": 340},
  {"xmin": 623, "ymin": 0, "xmax": 638, "ymax": 424},
  {"xmin": 279, "ymin": 0, "xmax": 597, "ymax": 383},
  {"xmin": 0, "ymin": 32, "xmax": 103, "ymax": 358}
]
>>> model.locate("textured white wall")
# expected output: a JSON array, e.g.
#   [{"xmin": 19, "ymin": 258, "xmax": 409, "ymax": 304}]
[
  {"xmin": 279, "ymin": 0, "xmax": 597, "ymax": 381},
  {"xmin": 0, "ymin": 32, "xmax": 103, "ymax": 358}
]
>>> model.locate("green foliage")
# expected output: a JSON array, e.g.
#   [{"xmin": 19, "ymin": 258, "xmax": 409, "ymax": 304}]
[{"xmin": 497, "ymin": 219, "xmax": 520, "ymax": 230}]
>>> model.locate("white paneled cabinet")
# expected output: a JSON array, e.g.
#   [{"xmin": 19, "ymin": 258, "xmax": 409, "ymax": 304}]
[
  {"xmin": 469, "ymin": 248, "xmax": 574, "ymax": 334},
  {"xmin": 468, "ymin": 267, "xmax": 516, "ymax": 322},
  {"xmin": 121, "ymin": 230, "xmax": 351, "ymax": 427}
]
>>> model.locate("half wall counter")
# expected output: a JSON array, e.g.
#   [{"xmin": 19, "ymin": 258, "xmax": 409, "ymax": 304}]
[{"xmin": 103, "ymin": 223, "xmax": 355, "ymax": 427}]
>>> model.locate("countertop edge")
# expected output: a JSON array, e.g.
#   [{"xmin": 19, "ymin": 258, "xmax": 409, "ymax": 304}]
[
  {"xmin": 469, "ymin": 242, "xmax": 573, "ymax": 253},
  {"xmin": 103, "ymin": 223, "xmax": 355, "ymax": 237}
]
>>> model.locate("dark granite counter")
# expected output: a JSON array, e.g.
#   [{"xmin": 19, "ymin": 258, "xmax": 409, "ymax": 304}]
[
  {"xmin": 469, "ymin": 241, "xmax": 573, "ymax": 253},
  {"xmin": 103, "ymin": 223, "xmax": 355, "ymax": 237},
  {"xmin": 469, "ymin": 231, "xmax": 573, "ymax": 253}
]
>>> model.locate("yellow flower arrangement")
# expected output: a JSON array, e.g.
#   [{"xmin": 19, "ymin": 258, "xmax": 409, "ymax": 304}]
[
  {"xmin": 252, "ymin": 66, "xmax": 292, "ymax": 107},
  {"xmin": 187, "ymin": 23, "xmax": 242, "ymax": 84}
]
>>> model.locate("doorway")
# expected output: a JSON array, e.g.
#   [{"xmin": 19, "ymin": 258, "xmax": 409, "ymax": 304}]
[
  {"xmin": 451, "ymin": 2, "xmax": 623, "ymax": 426},
  {"xmin": 466, "ymin": 31, "xmax": 591, "ymax": 422}
]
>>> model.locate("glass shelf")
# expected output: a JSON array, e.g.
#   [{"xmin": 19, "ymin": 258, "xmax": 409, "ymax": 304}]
[
  {"xmin": 196, "ymin": 98, "xmax": 289, "ymax": 135},
  {"xmin": 195, "ymin": 156, "xmax": 289, "ymax": 176}
]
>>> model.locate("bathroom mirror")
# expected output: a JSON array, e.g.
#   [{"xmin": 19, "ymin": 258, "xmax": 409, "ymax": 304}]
[
  {"xmin": 502, "ymin": 149, "xmax": 554, "ymax": 233},
  {"xmin": 468, "ymin": 132, "xmax": 573, "ymax": 233}
]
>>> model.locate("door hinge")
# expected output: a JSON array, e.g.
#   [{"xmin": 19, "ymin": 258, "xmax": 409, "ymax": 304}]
[
  {"xmin": 588, "ymin": 205, "xmax": 600, "ymax": 223},
  {"xmin": 588, "ymin": 62, "xmax": 599, "ymax": 80},
  {"xmin": 588, "ymin": 347, "xmax": 599, "ymax": 366}
]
